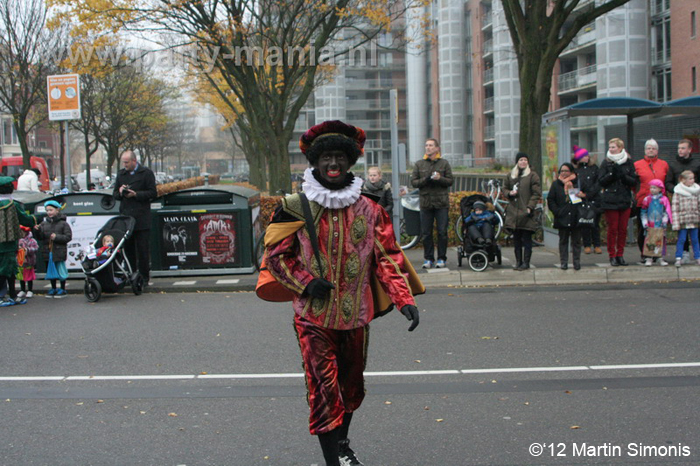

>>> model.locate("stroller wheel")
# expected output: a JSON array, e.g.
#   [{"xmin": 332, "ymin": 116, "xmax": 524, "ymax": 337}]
[
  {"xmin": 84, "ymin": 279, "xmax": 102, "ymax": 302},
  {"xmin": 468, "ymin": 250, "xmax": 489, "ymax": 272},
  {"xmin": 132, "ymin": 273, "xmax": 145, "ymax": 296}
]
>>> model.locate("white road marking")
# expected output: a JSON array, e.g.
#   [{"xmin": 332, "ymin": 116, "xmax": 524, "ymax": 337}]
[
  {"xmin": 1, "ymin": 362, "xmax": 699, "ymax": 382},
  {"xmin": 173, "ymin": 281, "xmax": 197, "ymax": 286},
  {"xmin": 215, "ymin": 279, "xmax": 240, "ymax": 284}
]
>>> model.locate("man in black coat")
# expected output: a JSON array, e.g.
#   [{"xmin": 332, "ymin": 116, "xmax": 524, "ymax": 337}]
[{"xmin": 113, "ymin": 150, "xmax": 157, "ymax": 283}]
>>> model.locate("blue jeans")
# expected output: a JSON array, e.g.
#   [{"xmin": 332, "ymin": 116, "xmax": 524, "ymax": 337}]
[
  {"xmin": 675, "ymin": 228, "xmax": 700, "ymax": 259},
  {"xmin": 420, "ymin": 207, "xmax": 449, "ymax": 262}
]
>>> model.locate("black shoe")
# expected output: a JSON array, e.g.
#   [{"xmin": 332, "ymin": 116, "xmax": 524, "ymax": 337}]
[
  {"xmin": 560, "ymin": 263, "xmax": 568, "ymax": 270},
  {"xmin": 616, "ymin": 256, "xmax": 628, "ymax": 266},
  {"xmin": 610, "ymin": 258, "xmax": 618, "ymax": 267},
  {"xmin": 339, "ymin": 439, "xmax": 364, "ymax": 466},
  {"xmin": 574, "ymin": 263, "xmax": 581, "ymax": 271},
  {"xmin": 518, "ymin": 263, "xmax": 530, "ymax": 271}
]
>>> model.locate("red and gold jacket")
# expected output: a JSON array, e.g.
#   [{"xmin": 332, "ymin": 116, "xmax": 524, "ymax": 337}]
[{"xmin": 265, "ymin": 193, "xmax": 415, "ymax": 330}]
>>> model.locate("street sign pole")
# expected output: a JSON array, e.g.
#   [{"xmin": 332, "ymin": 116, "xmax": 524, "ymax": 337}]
[{"xmin": 47, "ymin": 74, "xmax": 81, "ymax": 192}]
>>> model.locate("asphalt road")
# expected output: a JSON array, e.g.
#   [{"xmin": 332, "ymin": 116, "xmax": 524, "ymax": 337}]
[{"xmin": 0, "ymin": 282, "xmax": 699, "ymax": 466}]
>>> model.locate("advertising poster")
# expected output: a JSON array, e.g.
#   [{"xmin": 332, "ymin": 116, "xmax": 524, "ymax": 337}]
[
  {"xmin": 160, "ymin": 212, "xmax": 238, "ymax": 268},
  {"xmin": 541, "ymin": 123, "xmax": 561, "ymax": 230},
  {"xmin": 199, "ymin": 213, "xmax": 237, "ymax": 266},
  {"xmin": 64, "ymin": 215, "xmax": 114, "ymax": 270}
]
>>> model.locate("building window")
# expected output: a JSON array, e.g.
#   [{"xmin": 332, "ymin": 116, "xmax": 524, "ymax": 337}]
[
  {"xmin": 693, "ymin": 67, "xmax": 697, "ymax": 93},
  {"xmin": 692, "ymin": 11, "xmax": 697, "ymax": 38},
  {"xmin": 652, "ymin": 67, "xmax": 672, "ymax": 102}
]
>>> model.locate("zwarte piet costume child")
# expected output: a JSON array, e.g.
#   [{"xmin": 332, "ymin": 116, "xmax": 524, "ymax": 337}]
[{"xmin": 264, "ymin": 120, "xmax": 423, "ymax": 466}]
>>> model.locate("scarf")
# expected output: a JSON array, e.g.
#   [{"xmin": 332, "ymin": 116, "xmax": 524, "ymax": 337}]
[
  {"xmin": 510, "ymin": 165, "xmax": 530, "ymax": 179},
  {"xmin": 606, "ymin": 149, "xmax": 628, "ymax": 165},
  {"xmin": 302, "ymin": 167, "xmax": 363, "ymax": 209},
  {"xmin": 423, "ymin": 152, "xmax": 441, "ymax": 160},
  {"xmin": 673, "ymin": 182, "xmax": 700, "ymax": 197},
  {"xmin": 558, "ymin": 172, "xmax": 577, "ymax": 192}
]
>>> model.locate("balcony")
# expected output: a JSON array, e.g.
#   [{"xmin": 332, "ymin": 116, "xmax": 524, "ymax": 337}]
[
  {"xmin": 483, "ymin": 68, "xmax": 494, "ymax": 84},
  {"xmin": 483, "ymin": 96, "xmax": 494, "ymax": 113},
  {"xmin": 561, "ymin": 23, "xmax": 596, "ymax": 56},
  {"xmin": 484, "ymin": 125, "xmax": 495, "ymax": 140},
  {"xmin": 570, "ymin": 116, "xmax": 597, "ymax": 130},
  {"xmin": 558, "ymin": 65, "xmax": 597, "ymax": 93},
  {"xmin": 481, "ymin": 12, "xmax": 492, "ymax": 30},
  {"xmin": 652, "ymin": 48, "xmax": 671, "ymax": 66},
  {"xmin": 345, "ymin": 99, "xmax": 391, "ymax": 111},
  {"xmin": 482, "ymin": 39, "xmax": 493, "ymax": 57}
]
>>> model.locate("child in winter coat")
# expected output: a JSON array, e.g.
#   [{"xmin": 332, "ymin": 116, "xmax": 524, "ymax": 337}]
[
  {"xmin": 97, "ymin": 235, "xmax": 115, "ymax": 263},
  {"xmin": 640, "ymin": 179, "xmax": 672, "ymax": 266},
  {"xmin": 671, "ymin": 170, "xmax": 700, "ymax": 267},
  {"xmin": 362, "ymin": 167, "xmax": 393, "ymax": 215},
  {"xmin": 463, "ymin": 200, "xmax": 498, "ymax": 246},
  {"xmin": 17, "ymin": 226, "xmax": 38, "ymax": 299},
  {"xmin": 34, "ymin": 200, "xmax": 72, "ymax": 298}
]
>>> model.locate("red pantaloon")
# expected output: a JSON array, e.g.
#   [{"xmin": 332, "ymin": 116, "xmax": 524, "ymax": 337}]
[{"xmin": 294, "ymin": 314, "xmax": 369, "ymax": 435}]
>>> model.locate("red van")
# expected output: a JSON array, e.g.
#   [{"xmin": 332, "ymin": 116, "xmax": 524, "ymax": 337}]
[{"xmin": 1, "ymin": 156, "xmax": 51, "ymax": 191}]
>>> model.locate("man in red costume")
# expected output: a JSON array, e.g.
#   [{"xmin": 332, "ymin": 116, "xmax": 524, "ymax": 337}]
[{"xmin": 265, "ymin": 120, "xmax": 422, "ymax": 466}]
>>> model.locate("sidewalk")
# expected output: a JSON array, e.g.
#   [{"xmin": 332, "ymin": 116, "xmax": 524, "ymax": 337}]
[
  {"xmin": 130, "ymin": 243, "xmax": 700, "ymax": 294},
  {"xmin": 54, "ymin": 244, "xmax": 700, "ymax": 296},
  {"xmin": 408, "ymin": 244, "xmax": 700, "ymax": 289}
]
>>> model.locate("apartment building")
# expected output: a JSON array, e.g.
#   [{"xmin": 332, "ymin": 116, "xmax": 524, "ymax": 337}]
[
  {"xmin": 406, "ymin": 0, "xmax": 700, "ymax": 166},
  {"xmin": 294, "ymin": 31, "xmax": 408, "ymax": 170}
]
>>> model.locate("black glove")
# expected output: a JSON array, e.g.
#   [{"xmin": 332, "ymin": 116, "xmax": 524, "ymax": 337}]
[
  {"xmin": 400, "ymin": 304, "xmax": 420, "ymax": 331},
  {"xmin": 305, "ymin": 278, "xmax": 335, "ymax": 299}
]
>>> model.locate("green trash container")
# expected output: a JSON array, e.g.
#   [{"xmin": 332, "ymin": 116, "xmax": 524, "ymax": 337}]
[
  {"xmin": 150, "ymin": 185, "xmax": 261, "ymax": 275},
  {"xmin": 32, "ymin": 192, "xmax": 121, "ymax": 275},
  {"xmin": 13, "ymin": 190, "xmax": 49, "ymax": 218}
]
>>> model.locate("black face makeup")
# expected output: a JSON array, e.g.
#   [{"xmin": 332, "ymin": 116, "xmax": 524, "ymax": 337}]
[{"xmin": 314, "ymin": 150, "xmax": 350, "ymax": 186}]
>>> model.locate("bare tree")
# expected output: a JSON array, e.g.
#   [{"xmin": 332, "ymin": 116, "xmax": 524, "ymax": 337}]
[
  {"xmin": 0, "ymin": 0, "xmax": 64, "ymax": 168},
  {"xmin": 501, "ymin": 0, "xmax": 632, "ymax": 175}
]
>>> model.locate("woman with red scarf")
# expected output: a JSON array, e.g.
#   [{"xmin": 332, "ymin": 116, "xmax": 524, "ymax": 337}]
[{"xmin": 547, "ymin": 163, "xmax": 583, "ymax": 270}]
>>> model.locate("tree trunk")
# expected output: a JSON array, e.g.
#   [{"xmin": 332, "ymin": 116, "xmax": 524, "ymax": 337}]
[
  {"xmin": 14, "ymin": 119, "xmax": 31, "ymax": 169},
  {"xmin": 84, "ymin": 132, "xmax": 92, "ymax": 189}
]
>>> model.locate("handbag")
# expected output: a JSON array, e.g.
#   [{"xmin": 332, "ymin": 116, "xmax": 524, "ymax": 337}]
[
  {"xmin": 255, "ymin": 194, "xmax": 321, "ymax": 302},
  {"xmin": 44, "ymin": 240, "xmax": 69, "ymax": 281},
  {"xmin": 642, "ymin": 227, "xmax": 664, "ymax": 258},
  {"xmin": 577, "ymin": 201, "xmax": 596, "ymax": 227}
]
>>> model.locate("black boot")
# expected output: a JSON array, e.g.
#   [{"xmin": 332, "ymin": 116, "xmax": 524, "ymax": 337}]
[
  {"xmin": 513, "ymin": 247, "xmax": 523, "ymax": 270},
  {"xmin": 610, "ymin": 257, "xmax": 618, "ymax": 267},
  {"xmin": 560, "ymin": 263, "xmax": 568, "ymax": 270},
  {"xmin": 617, "ymin": 256, "xmax": 628, "ymax": 266}
]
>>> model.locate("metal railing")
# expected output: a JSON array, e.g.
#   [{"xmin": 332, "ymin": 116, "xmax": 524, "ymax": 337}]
[
  {"xmin": 558, "ymin": 64, "xmax": 597, "ymax": 92},
  {"xmin": 484, "ymin": 125, "xmax": 495, "ymax": 140},
  {"xmin": 652, "ymin": 48, "xmax": 671, "ymax": 66},
  {"xmin": 483, "ymin": 39, "xmax": 493, "ymax": 56},
  {"xmin": 483, "ymin": 68, "xmax": 494, "ymax": 84},
  {"xmin": 483, "ymin": 96, "xmax": 494, "ymax": 113}
]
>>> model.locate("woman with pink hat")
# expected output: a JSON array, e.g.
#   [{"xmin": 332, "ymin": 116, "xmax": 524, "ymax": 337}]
[{"xmin": 572, "ymin": 145, "xmax": 602, "ymax": 254}]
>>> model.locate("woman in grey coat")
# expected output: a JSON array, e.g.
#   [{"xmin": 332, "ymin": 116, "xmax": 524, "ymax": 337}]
[{"xmin": 503, "ymin": 152, "xmax": 542, "ymax": 270}]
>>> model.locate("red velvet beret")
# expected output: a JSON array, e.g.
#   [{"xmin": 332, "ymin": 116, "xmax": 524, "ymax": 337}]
[{"xmin": 299, "ymin": 120, "xmax": 366, "ymax": 155}]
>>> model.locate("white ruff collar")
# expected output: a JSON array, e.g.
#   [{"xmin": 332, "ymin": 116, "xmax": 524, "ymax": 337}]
[{"xmin": 302, "ymin": 167, "xmax": 363, "ymax": 209}]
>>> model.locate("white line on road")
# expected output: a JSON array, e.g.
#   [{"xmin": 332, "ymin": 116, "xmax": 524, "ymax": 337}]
[
  {"xmin": 173, "ymin": 281, "xmax": 197, "ymax": 286},
  {"xmin": 1, "ymin": 362, "xmax": 699, "ymax": 383},
  {"xmin": 215, "ymin": 279, "xmax": 240, "ymax": 284}
]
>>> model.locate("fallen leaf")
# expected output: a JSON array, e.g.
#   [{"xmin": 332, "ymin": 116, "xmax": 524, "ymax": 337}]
[
  {"xmin": 200, "ymin": 371, "xmax": 208, "ymax": 375},
  {"xmin": 96, "ymin": 400, "xmax": 104, "ymax": 403},
  {"xmin": 384, "ymin": 401, "xmax": 392, "ymax": 405},
  {"xmin": 491, "ymin": 380, "xmax": 497, "ymax": 384},
  {"xmin": 76, "ymin": 402, "xmax": 84, "ymax": 406},
  {"xmin": 414, "ymin": 360, "xmax": 421, "ymax": 363},
  {"xmin": 140, "ymin": 411, "xmax": 147, "ymax": 414},
  {"xmin": 169, "ymin": 412, "xmax": 178, "ymax": 417},
  {"xmin": 424, "ymin": 406, "xmax": 430, "ymax": 410},
  {"xmin": 564, "ymin": 390, "xmax": 572, "ymax": 394},
  {"xmin": 436, "ymin": 419, "xmax": 444, "ymax": 422},
  {"xmin": 571, "ymin": 425, "xmax": 581, "ymax": 429}
]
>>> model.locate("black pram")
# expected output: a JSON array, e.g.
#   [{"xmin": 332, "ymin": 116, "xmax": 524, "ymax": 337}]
[{"xmin": 81, "ymin": 216, "xmax": 145, "ymax": 302}]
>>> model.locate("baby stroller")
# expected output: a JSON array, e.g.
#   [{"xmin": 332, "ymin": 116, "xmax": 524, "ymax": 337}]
[
  {"xmin": 80, "ymin": 216, "xmax": 145, "ymax": 302},
  {"xmin": 456, "ymin": 194, "xmax": 502, "ymax": 272}
]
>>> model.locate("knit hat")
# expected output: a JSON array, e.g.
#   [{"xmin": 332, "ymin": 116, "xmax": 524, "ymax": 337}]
[
  {"xmin": 515, "ymin": 152, "xmax": 529, "ymax": 164},
  {"xmin": 473, "ymin": 201, "xmax": 486, "ymax": 211},
  {"xmin": 299, "ymin": 120, "xmax": 366, "ymax": 166},
  {"xmin": 649, "ymin": 179, "xmax": 665, "ymax": 193},
  {"xmin": 573, "ymin": 145, "xmax": 589, "ymax": 162},
  {"xmin": 44, "ymin": 200, "xmax": 62, "ymax": 209},
  {"xmin": 0, "ymin": 176, "xmax": 14, "ymax": 187}
]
